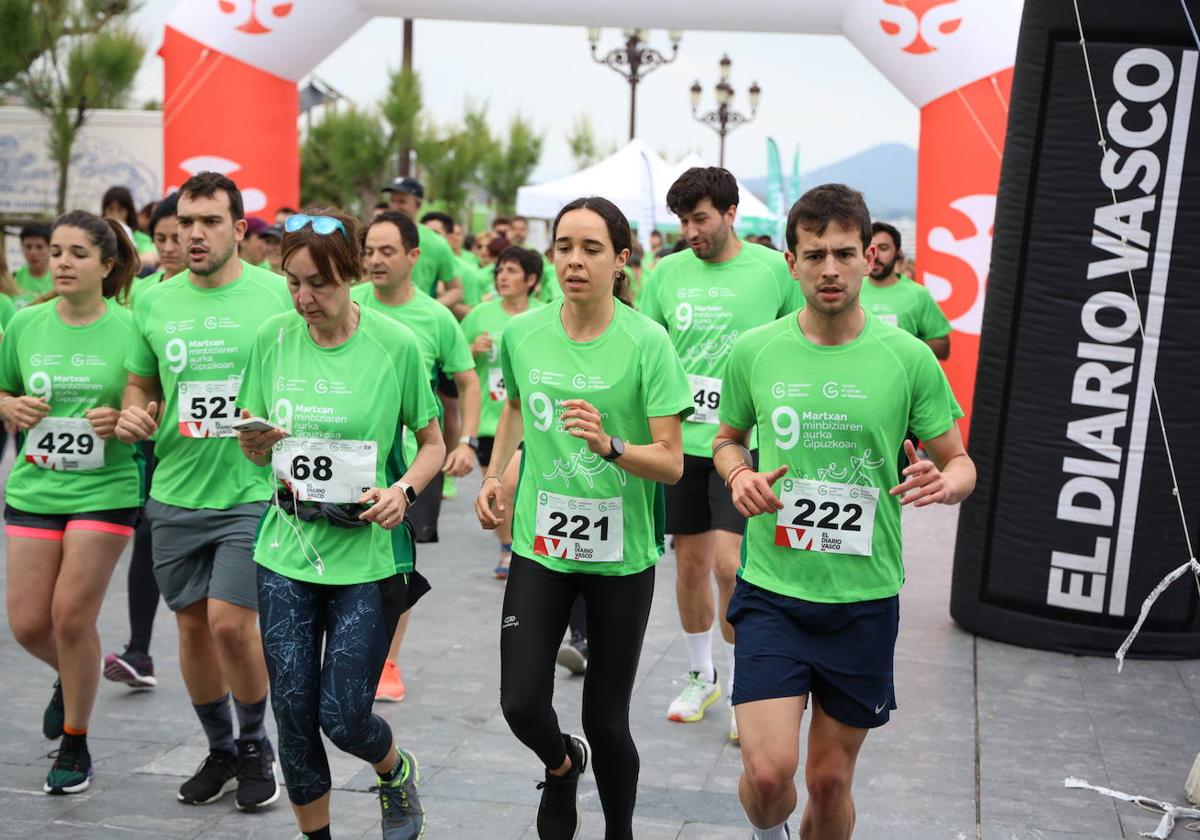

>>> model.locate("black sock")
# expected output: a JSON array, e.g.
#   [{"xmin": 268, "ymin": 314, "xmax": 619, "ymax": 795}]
[
  {"xmin": 62, "ymin": 732, "xmax": 88, "ymax": 752},
  {"xmin": 233, "ymin": 694, "xmax": 268, "ymax": 743},
  {"xmin": 302, "ymin": 827, "xmax": 332, "ymax": 840},
  {"xmin": 193, "ymin": 693, "xmax": 235, "ymax": 755},
  {"xmin": 381, "ymin": 748, "xmax": 405, "ymax": 783}
]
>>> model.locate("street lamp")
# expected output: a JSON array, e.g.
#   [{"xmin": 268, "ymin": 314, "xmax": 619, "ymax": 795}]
[
  {"xmin": 588, "ymin": 27, "xmax": 683, "ymax": 141},
  {"xmin": 690, "ymin": 54, "xmax": 761, "ymax": 168}
]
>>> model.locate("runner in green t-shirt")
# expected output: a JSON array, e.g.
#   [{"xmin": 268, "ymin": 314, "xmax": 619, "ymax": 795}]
[
  {"xmin": 126, "ymin": 192, "xmax": 186, "ymax": 309},
  {"xmin": 103, "ymin": 186, "xmax": 159, "ymax": 273},
  {"xmin": 14, "ymin": 223, "xmax": 53, "ymax": 308},
  {"xmin": 640, "ymin": 166, "xmax": 803, "ymax": 738},
  {"xmin": 0, "ymin": 292, "xmax": 15, "ymax": 331},
  {"xmin": 460, "ymin": 245, "xmax": 543, "ymax": 577},
  {"xmin": 863, "ymin": 221, "xmax": 951, "ymax": 359},
  {"xmin": 355, "ymin": 210, "xmax": 481, "ymax": 705},
  {"xmin": 712, "ymin": 184, "xmax": 975, "ymax": 840},
  {"xmin": 114, "ymin": 172, "xmax": 287, "ymax": 812},
  {"xmin": 234, "ymin": 208, "xmax": 440, "ymax": 839},
  {"xmin": 0, "ymin": 210, "xmax": 142, "ymax": 795},
  {"xmin": 475, "ymin": 196, "xmax": 692, "ymax": 840},
  {"xmin": 381, "ymin": 177, "xmax": 463, "ymax": 309}
]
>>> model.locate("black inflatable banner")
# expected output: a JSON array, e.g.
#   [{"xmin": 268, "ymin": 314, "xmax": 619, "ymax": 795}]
[{"xmin": 951, "ymin": 0, "xmax": 1200, "ymax": 657}]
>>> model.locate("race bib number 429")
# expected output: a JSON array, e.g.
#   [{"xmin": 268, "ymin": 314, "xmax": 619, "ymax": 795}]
[
  {"xmin": 25, "ymin": 417, "xmax": 105, "ymax": 471},
  {"xmin": 775, "ymin": 479, "xmax": 878, "ymax": 556},
  {"xmin": 178, "ymin": 379, "xmax": 240, "ymax": 438},
  {"xmin": 533, "ymin": 491, "xmax": 623, "ymax": 563},
  {"xmin": 273, "ymin": 437, "xmax": 377, "ymax": 504}
]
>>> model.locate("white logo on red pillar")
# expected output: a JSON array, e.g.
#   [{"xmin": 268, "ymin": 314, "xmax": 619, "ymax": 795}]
[
  {"xmin": 172, "ymin": 155, "xmax": 269, "ymax": 215},
  {"xmin": 217, "ymin": 0, "xmax": 293, "ymax": 35},
  {"xmin": 923, "ymin": 194, "xmax": 995, "ymax": 336},
  {"xmin": 878, "ymin": 0, "xmax": 964, "ymax": 54}
]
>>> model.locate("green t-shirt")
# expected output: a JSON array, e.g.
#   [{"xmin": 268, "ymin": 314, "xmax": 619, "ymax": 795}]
[
  {"xmin": 239, "ymin": 308, "xmax": 439, "ymax": 583},
  {"xmin": 502, "ymin": 301, "xmax": 693, "ymax": 576},
  {"xmin": 720, "ymin": 312, "xmax": 962, "ymax": 603},
  {"xmin": 127, "ymin": 271, "xmax": 165, "ymax": 309},
  {"xmin": 0, "ymin": 294, "xmax": 16, "ymax": 330},
  {"xmin": 414, "ymin": 224, "xmax": 459, "ymax": 299},
  {"xmin": 133, "ymin": 229, "xmax": 155, "ymax": 256},
  {"xmin": 640, "ymin": 241, "xmax": 803, "ymax": 457},
  {"xmin": 460, "ymin": 297, "xmax": 543, "ymax": 438},
  {"xmin": 0, "ymin": 299, "xmax": 142, "ymax": 513},
  {"xmin": 125, "ymin": 260, "xmax": 292, "ymax": 509},
  {"xmin": 13, "ymin": 266, "xmax": 52, "ymax": 308},
  {"xmin": 538, "ymin": 259, "xmax": 562, "ymax": 303},
  {"xmin": 858, "ymin": 276, "xmax": 952, "ymax": 340}
]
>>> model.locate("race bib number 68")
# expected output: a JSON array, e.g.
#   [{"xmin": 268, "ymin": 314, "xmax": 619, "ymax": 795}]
[
  {"xmin": 272, "ymin": 437, "xmax": 378, "ymax": 504},
  {"xmin": 775, "ymin": 479, "xmax": 878, "ymax": 556}
]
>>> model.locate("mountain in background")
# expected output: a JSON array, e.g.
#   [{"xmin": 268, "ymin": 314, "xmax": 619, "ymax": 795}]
[{"xmin": 741, "ymin": 142, "xmax": 916, "ymax": 220}]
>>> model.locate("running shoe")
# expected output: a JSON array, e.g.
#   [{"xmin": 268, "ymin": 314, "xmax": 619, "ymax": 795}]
[
  {"xmin": 376, "ymin": 659, "xmax": 407, "ymax": 703},
  {"xmin": 371, "ymin": 746, "xmax": 425, "ymax": 840},
  {"xmin": 729, "ymin": 700, "xmax": 740, "ymax": 745},
  {"xmin": 556, "ymin": 632, "xmax": 588, "ymax": 676},
  {"xmin": 494, "ymin": 551, "xmax": 511, "ymax": 580},
  {"xmin": 103, "ymin": 648, "xmax": 158, "ymax": 689},
  {"xmin": 667, "ymin": 670, "xmax": 721, "ymax": 723},
  {"xmin": 536, "ymin": 734, "xmax": 589, "ymax": 840},
  {"xmin": 442, "ymin": 474, "xmax": 458, "ymax": 500},
  {"xmin": 746, "ymin": 826, "xmax": 790, "ymax": 839},
  {"xmin": 44, "ymin": 734, "xmax": 92, "ymax": 795},
  {"xmin": 42, "ymin": 678, "xmax": 64, "ymax": 740},
  {"xmin": 177, "ymin": 748, "xmax": 238, "ymax": 804},
  {"xmin": 235, "ymin": 737, "xmax": 280, "ymax": 811}
]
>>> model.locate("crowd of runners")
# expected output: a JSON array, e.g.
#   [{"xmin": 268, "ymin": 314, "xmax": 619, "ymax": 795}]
[{"xmin": 0, "ymin": 163, "xmax": 974, "ymax": 840}]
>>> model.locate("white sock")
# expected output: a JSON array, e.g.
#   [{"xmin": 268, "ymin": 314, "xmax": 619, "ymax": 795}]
[
  {"xmin": 723, "ymin": 639, "xmax": 736, "ymax": 695},
  {"xmin": 750, "ymin": 820, "xmax": 788, "ymax": 840},
  {"xmin": 684, "ymin": 628, "xmax": 715, "ymax": 683}
]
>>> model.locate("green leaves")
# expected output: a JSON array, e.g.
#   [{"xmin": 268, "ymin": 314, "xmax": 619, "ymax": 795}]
[
  {"xmin": 300, "ymin": 106, "xmax": 391, "ymax": 214},
  {"xmin": 481, "ymin": 114, "xmax": 545, "ymax": 215}
]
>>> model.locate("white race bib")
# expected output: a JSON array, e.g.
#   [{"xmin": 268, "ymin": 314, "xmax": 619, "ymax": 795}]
[
  {"xmin": 774, "ymin": 479, "xmax": 878, "ymax": 556},
  {"xmin": 178, "ymin": 378, "xmax": 240, "ymax": 438},
  {"xmin": 534, "ymin": 491, "xmax": 623, "ymax": 563},
  {"xmin": 273, "ymin": 437, "xmax": 377, "ymax": 504},
  {"xmin": 25, "ymin": 417, "xmax": 105, "ymax": 471},
  {"xmin": 687, "ymin": 373, "xmax": 722, "ymax": 424},
  {"xmin": 487, "ymin": 367, "xmax": 507, "ymax": 402}
]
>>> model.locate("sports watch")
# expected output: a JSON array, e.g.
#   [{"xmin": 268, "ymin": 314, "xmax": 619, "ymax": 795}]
[
  {"xmin": 393, "ymin": 481, "xmax": 418, "ymax": 505},
  {"xmin": 459, "ymin": 435, "xmax": 480, "ymax": 452},
  {"xmin": 602, "ymin": 436, "xmax": 626, "ymax": 462}
]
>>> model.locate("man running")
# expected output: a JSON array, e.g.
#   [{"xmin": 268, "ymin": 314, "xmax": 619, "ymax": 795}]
[
  {"xmin": 860, "ymin": 221, "xmax": 950, "ymax": 359},
  {"xmin": 116, "ymin": 171, "xmax": 290, "ymax": 811},
  {"xmin": 640, "ymin": 167, "xmax": 801, "ymax": 739},
  {"xmin": 713, "ymin": 183, "xmax": 975, "ymax": 839},
  {"xmin": 14, "ymin": 223, "xmax": 52, "ymax": 308},
  {"xmin": 381, "ymin": 176, "xmax": 462, "ymax": 308}
]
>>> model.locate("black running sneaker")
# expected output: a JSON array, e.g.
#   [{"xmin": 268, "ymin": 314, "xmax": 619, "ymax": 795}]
[
  {"xmin": 177, "ymin": 749, "xmax": 238, "ymax": 804},
  {"xmin": 234, "ymin": 738, "xmax": 280, "ymax": 811},
  {"xmin": 555, "ymin": 632, "xmax": 588, "ymax": 676},
  {"xmin": 42, "ymin": 679, "xmax": 64, "ymax": 740},
  {"xmin": 371, "ymin": 746, "xmax": 425, "ymax": 839},
  {"xmin": 536, "ymin": 734, "xmax": 589, "ymax": 840},
  {"xmin": 103, "ymin": 648, "xmax": 157, "ymax": 689},
  {"xmin": 43, "ymin": 734, "xmax": 92, "ymax": 795}
]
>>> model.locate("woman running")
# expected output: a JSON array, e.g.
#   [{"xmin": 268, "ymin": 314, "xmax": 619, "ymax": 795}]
[
  {"xmin": 0, "ymin": 210, "xmax": 141, "ymax": 794},
  {"xmin": 236, "ymin": 208, "xmax": 444, "ymax": 840},
  {"xmin": 475, "ymin": 196, "xmax": 693, "ymax": 840}
]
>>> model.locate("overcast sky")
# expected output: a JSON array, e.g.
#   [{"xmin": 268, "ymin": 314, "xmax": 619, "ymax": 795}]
[{"xmin": 128, "ymin": 1, "xmax": 919, "ymax": 182}]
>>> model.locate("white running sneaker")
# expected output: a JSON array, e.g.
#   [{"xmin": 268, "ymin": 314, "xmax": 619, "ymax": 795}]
[
  {"xmin": 667, "ymin": 670, "xmax": 721, "ymax": 722},
  {"xmin": 729, "ymin": 700, "xmax": 740, "ymax": 744}
]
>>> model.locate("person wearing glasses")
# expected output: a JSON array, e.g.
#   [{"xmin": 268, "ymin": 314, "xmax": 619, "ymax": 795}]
[
  {"xmin": 115, "ymin": 172, "xmax": 291, "ymax": 812},
  {"xmin": 235, "ymin": 208, "xmax": 443, "ymax": 840}
]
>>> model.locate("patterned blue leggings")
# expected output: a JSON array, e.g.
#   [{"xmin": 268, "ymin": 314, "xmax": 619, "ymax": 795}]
[{"xmin": 256, "ymin": 565, "xmax": 407, "ymax": 805}]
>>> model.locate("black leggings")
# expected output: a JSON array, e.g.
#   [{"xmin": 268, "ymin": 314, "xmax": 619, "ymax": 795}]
[
  {"xmin": 127, "ymin": 441, "xmax": 161, "ymax": 654},
  {"xmin": 500, "ymin": 554, "xmax": 655, "ymax": 840},
  {"xmin": 257, "ymin": 565, "xmax": 408, "ymax": 805}
]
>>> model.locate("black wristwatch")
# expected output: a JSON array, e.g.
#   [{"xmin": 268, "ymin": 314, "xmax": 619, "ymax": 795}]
[{"xmin": 603, "ymin": 436, "xmax": 625, "ymax": 462}]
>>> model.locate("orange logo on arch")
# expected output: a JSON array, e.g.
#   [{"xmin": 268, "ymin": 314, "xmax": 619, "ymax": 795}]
[
  {"xmin": 217, "ymin": 0, "xmax": 294, "ymax": 35},
  {"xmin": 879, "ymin": 0, "xmax": 963, "ymax": 54}
]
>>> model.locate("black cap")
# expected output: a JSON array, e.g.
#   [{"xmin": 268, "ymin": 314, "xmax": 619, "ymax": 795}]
[
  {"xmin": 381, "ymin": 176, "xmax": 424, "ymax": 199},
  {"xmin": 261, "ymin": 224, "xmax": 283, "ymax": 240}
]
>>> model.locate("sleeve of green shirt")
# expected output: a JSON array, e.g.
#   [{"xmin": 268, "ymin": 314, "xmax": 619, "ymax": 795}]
[
  {"xmin": 394, "ymin": 334, "xmax": 440, "ymax": 433},
  {"xmin": 638, "ymin": 270, "xmax": 666, "ymax": 326},
  {"xmin": 916, "ymin": 285, "xmax": 953, "ymax": 340},
  {"xmin": 434, "ymin": 235, "xmax": 458, "ymax": 284},
  {"xmin": 908, "ymin": 345, "xmax": 963, "ymax": 441},
  {"xmin": 438, "ymin": 311, "xmax": 475, "ymax": 374},
  {"xmin": 0, "ymin": 312, "xmax": 22, "ymax": 392},
  {"xmin": 237, "ymin": 326, "xmax": 270, "ymax": 419},
  {"xmin": 0, "ymin": 295, "xmax": 16, "ymax": 331},
  {"xmin": 124, "ymin": 294, "xmax": 158, "ymax": 376},
  {"xmin": 641, "ymin": 323, "xmax": 696, "ymax": 419},
  {"xmin": 718, "ymin": 333, "xmax": 756, "ymax": 432}
]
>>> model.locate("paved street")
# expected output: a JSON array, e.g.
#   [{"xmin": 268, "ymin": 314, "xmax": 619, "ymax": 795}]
[{"xmin": 0, "ymin": 467, "xmax": 1196, "ymax": 839}]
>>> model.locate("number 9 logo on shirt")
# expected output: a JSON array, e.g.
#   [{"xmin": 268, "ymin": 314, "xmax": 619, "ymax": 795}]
[{"xmin": 772, "ymin": 406, "xmax": 801, "ymax": 451}]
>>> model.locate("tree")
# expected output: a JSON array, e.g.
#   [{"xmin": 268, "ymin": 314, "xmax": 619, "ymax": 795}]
[
  {"xmin": 18, "ymin": 9, "xmax": 144, "ymax": 213},
  {"xmin": 413, "ymin": 101, "xmax": 492, "ymax": 224},
  {"xmin": 482, "ymin": 114, "xmax": 544, "ymax": 215},
  {"xmin": 300, "ymin": 106, "xmax": 391, "ymax": 217},
  {"xmin": 0, "ymin": 0, "xmax": 134, "ymax": 88},
  {"xmin": 566, "ymin": 113, "xmax": 614, "ymax": 170},
  {"xmin": 381, "ymin": 66, "xmax": 422, "ymax": 176}
]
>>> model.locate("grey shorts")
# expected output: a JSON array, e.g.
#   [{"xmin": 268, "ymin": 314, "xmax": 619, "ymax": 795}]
[{"xmin": 146, "ymin": 498, "xmax": 268, "ymax": 612}]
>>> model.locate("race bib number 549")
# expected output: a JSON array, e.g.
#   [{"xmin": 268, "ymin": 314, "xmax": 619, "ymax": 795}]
[
  {"xmin": 178, "ymin": 379, "xmax": 240, "ymax": 438},
  {"xmin": 534, "ymin": 491, "xmax": 623, "ymax": 563},
  {"xmin": 775, "ymin": 479, "xmax": 878, "ymax": 556}
]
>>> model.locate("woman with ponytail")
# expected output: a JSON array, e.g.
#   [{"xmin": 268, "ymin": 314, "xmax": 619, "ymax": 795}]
[
  {"xmin": 0, "ymin": 210, "xmax": 143, "ymax": 795},
  {"xmin": 474, "ymin": 196, "xmax": 693, "ymax": 839}
]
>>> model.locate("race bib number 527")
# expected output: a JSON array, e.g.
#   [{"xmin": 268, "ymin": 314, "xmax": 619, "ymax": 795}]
[
  {"xmin": 775, "ymin": 479, "xmax": 878, "ymax": 556},
  {"xmin": 534, "ymin": 491, "xmax": 623, "ymax": 563},
  {"xmin": 178, "ymin": 379, "xmax": 240, "ymax": 438}
]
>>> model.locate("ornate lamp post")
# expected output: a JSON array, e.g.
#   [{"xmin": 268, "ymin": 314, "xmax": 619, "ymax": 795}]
[
  {"xmin": 588, "ymin": 27, "xmax": 683, "ymax": 141},
  {"xmin": 690, "ymin": 54, "xmax": 761, "ymax": 168}
]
